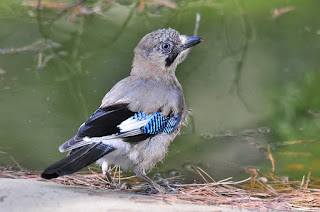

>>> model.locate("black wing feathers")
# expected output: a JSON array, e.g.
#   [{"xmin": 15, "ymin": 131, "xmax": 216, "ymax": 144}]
[
  {"xmin": 65, "ymin": 104, "xmax": 155, "ymax": 149},
  {"xmin": 78, "ymin": 104, "xmax": 135, "ymax": 138},
  {"xmin": 41, "ymin": 103, "xmax": 156, "ymax": 180},
  {"xmin": 123, "ymin": 134, "xmax": 155, "ymax": 143},
  {"xmin": 41, "ymin": 142, "xmax": 115, "ymax": 179}
]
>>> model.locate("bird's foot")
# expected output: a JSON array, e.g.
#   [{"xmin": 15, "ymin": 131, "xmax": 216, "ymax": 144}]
[
  {"xmin": 104, "ymin": 181, "xmax": 118, "ymax": 189},
  {"xmin": 104, "ymin": 181, "xmax": 132, "ymax": 190},
  {"xmin": 134, "ymin": 167, "xmax": 181, "ymax": 194},
  {"xmin": 155, "ymin": 177, "xmax": 181, "ymax": 194},
  {"xmin": 120, "ymin": 182, "xmax": 132, "ymax": 190},
  {"xmin": 164, "ymin": 186, "xmax": 180, "ymax": 194},
  {"xmin": 136, "ymin": 183, "xmax": 180, "ymax": 194},
  {"xmin": 143, "ymin": 186, "xmax": 180, "ymax": 194},
  {"xmin": 156, "ymin": 183, "xmax": 181, "ymax": 194},
  {"xmin": 154, "ymin": 184, "xmax": 167, "ymax": 194}
]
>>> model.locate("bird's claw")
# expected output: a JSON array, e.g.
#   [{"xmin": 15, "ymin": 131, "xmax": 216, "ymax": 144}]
[
  {"xmin": 120, "ymin": 183, "xmax": 132, "ymax": 190},
  {"xmin": 104, "ymin": 182, "xmax": 118, "ymax": 189},
  {"xmin": 153, "ymin": 185, "xmax": 180, "ymax": 194},
  {"xmin": 165, "ymin": 187, "xmax": 180, "ymax": 194}
]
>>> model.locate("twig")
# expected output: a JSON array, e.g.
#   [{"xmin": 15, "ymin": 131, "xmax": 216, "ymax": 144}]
[
  {"xmin": 113, "ymin": 165, "xmax": 118, "ymax": 180},
  {"xmin": 177, "ymin": 13, "xmax": 201, "ymax": 65},
  {"xmin": 153, "ymin": 0, "xmax": 177, "ymax": 9},
  {"xmin": 139, "ymin": 0, "xmax": 145, "ymax": 12},
  {"xmin": 118, "ymin": 175, "xmax": 136, "ymax": 180},
  {"xmin": 37, "ymin": 52, "xmax": 43, "ymax": 68},
  {"xmin": 304, "ymin": 171, "xmax": 311, "ymax": 189},
  {"xmin": 228, "ymin": 0, "xmax": 253, "ymax": 111},
  {"xmin": 193, "ymin": 13, "xmax": 200, "ymax": 37},
  {"xmin": 110, "ymin": 3, "xmax": 137, "ymax": 44},
  {"xmin": 196, "ymin": 169, "xmax": 209, "ymax": 184},
  {"xmin": 250, "ymin": 169, "xmax": 258, "ymax": 188},
  {"xmin": 280, "ymin": 139, "xmax": 315, "ymax": 146},
  {"xmin": 0, "ymin": 39, "xmax": 60, "ymax": 55},
  {"xmin": 173, "ymin": 176, "xmax": 251, "ymax": 187},
  {"xmin": 0, "ymin": 146, "xmax": 10, "ymax": 154},
  {"xmin": 36, "ymin": 0, "xmax": 41, "ymax": 10},
  {"xmin": 216, "ymin": 177, "xmax": 233, "ymax": 183},
  {"xmin": 257, "ymin": 180, "xmax": 278, "ymax": 195},
  {"xmin": 197, "ymin": 167, "xmax": 216, "ymax": 183},
  {"xmin": 271, "ymin": 6, "xmax": 296, "ymax": 19},
  {"xmin": 88, "ymin": 168, "xmax": 109, "ymax": 184},
  {"xmin": 118, "ymin": 165, "xmax": 121, "ymax": 184},
  {"xmin": 301, "ymin": 175, "xmax": 305, "ymax": 187},
  {"xmin": 9, "ymin": 155, "xmax": 23, "ymax": 170},
  {"xmin": 268, "ymin": 144, "xmax": 276, "ymax": 172}
]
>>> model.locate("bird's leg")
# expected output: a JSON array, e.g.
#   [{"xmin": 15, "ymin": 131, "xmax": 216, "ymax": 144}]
[
  {"xmin": 102, "ymin": 162, "xmax": 131, "ymax": 190},
  {"xmin": 102, "ymin": 161, "xmax": 113, "ymax": 182},
  {"xmin": 104, "ymin": 171, "xmax": 113, "ymax": 183},
  {"xmin": 134, "ymin": 167, "xmax": 166, "ymax": 194},
  {"xmin": 101, "ymin": 161, "xmax": 119, "ymax": 188}
]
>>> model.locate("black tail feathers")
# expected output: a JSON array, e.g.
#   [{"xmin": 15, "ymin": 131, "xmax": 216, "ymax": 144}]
[{"xmin": 41, "ymin": 142, "xmax": 115, "ymax": 179}]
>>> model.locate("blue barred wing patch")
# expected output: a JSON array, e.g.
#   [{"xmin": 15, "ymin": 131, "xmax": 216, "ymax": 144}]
[
  {"xmin": 143, "ymin": 113, "xmax": 168, "ymax": 134},
  {"xmin": 117, "ymin": 112, "xmax": 181, "ymax": 135},
  {"xmin": 163, "ymin": 114, "xmax": 181, "ymax": 134},
  {"xmin": 143, "ymin": 113, "xmax": 181, "ymax": 134},
  {"xmin": 132, "ymin": 111, "xmax": 154, "ymax": 121}
]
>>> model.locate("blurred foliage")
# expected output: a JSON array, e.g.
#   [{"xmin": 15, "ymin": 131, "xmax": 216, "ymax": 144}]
[{"xmin": 269, "ymin": 71, "xmax": 320, "ymax": 141}]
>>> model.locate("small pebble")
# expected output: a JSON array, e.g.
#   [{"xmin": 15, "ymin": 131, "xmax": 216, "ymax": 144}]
[{"xmin": 259, "ymin": 177, "xmax": 268, "ymax": 183}]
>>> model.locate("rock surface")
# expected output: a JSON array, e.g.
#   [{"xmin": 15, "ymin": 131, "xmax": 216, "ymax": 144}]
[{"xmin": 0, "ymin": 178, "xmax": 245, "ymax": 212}]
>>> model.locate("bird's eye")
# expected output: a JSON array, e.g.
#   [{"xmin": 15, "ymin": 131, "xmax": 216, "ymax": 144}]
[{"xmin": 162, "ymin": 43, "xmax": 170, "ymax": 50}]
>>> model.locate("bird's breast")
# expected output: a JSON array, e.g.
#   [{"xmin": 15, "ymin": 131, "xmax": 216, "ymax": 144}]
[
  {"xmin": 102, "ymin": 76, "xmax": 186, "ymax": 116},
  {"xmin": 98, "ymin": 133, "xmax": 177, "ymax": 170}
]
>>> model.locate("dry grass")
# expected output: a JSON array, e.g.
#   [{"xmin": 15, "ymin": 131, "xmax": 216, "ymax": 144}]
[
  {"xmin": 156, "ymin": 170, "xmax": 320, "ymax": 211},
  {"xmin": 1, "ymin": 165, "xmax": 319, "ymax": 211}
]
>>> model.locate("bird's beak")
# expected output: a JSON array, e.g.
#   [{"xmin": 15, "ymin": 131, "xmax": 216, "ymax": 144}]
[{"xmin": 181, "ymin": 36, "xmax": 203, "ymax": 50}]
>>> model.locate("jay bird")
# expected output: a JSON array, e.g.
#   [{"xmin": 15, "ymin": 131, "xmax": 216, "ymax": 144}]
[{"xmin": 41, "ymin": 28, "xmax": 202, "ymax": 193}]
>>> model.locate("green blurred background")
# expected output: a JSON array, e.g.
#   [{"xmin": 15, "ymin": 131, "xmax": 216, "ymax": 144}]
[{"xmin": 0, "ymin": 0, "xmax": 320, "ymax": 182}]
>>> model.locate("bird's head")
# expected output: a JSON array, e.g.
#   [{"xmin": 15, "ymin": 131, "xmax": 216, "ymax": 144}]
[{"xmin": 131, "ymin": 28, "xmax": 202, "ymax": 78}]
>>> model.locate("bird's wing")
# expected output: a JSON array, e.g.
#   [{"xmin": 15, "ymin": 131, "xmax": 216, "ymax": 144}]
[
  {"xmin": 59, "ymin": 103, "xmax": 182, "ymax": 152},
  {"xmin": 41, "ymin": 142, "xmax": 115, "ymax": 179},
  {"xmin": 42, "ymin": 104, "xmax": 182, "ymax": 180}
]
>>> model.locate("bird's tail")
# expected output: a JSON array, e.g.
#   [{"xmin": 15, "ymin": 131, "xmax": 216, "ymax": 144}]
[{"xmin": 41, "ymin": 142, "xmax": 115, "ymax": 179}]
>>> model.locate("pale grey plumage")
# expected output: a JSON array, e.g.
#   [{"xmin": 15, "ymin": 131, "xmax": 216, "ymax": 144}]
[
  {"xmin": 98, "ymin": 29, "xmax": 190, "ymax": 171},
  {"xmin": 101, "ymin": 76, "xmax": 185, "ymax": 117},
  {"xmin": 41, "ymin": 28, "xmax": 202, "ymax": 193}
]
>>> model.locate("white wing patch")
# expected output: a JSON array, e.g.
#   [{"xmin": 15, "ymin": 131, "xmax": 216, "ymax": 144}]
[
  {"xmin": 117, "ymin": 113, "xmax": 153, "ymax": 133},
  {"xmin": 60, "ymin": 112, "xmax": 169, "ymax": 152}
]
